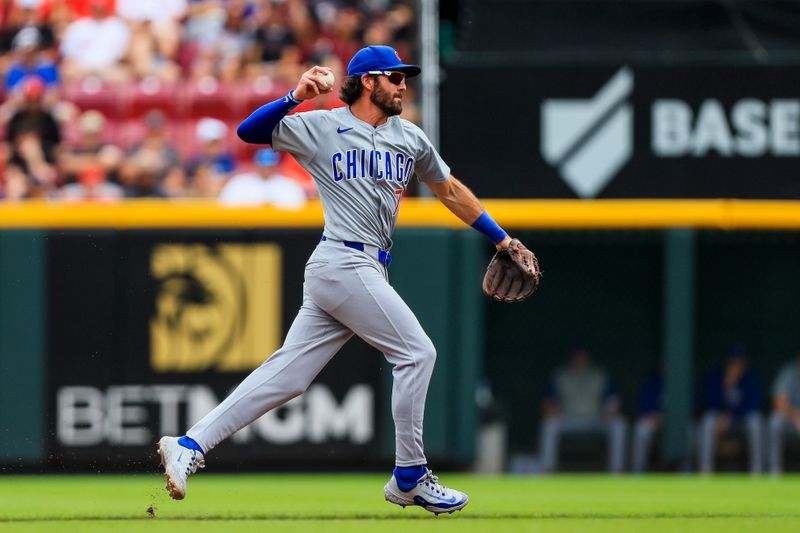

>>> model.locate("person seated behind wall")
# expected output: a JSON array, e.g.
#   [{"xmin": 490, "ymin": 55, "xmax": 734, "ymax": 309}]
[
  {"xmin": 5, "ymin": 26, "xmax": 59, "ymax": 95},
  {"xmin": 59, "ymin": 0, "xmax": 132, "ymax": 83},
  {"xmin": 6, "ymin": 76, "xmax": 60, "ymax": 192},
  {"xmin": 219, "ymin": 148, "xmax": 306, "ymax": 209},
  {"xmin": 116, "ymin": 0, "xmax": 184, "ymax": 82},
  {"xmin": 60, "ymin": 164, "xmax": 123, "ymax": 201},
  {"xmin": 59, "ymin": 110, "xmax": 124, "ymax": 185},
  {"xmin": 768, "ymin": 353, "xmax": 800, "ymax": 474},
  {"xmin": 185, "ymin": 117, "xmax": 236, "ymax": 198},
  {"xmin": 1, "ymin": 164, "xmax": 34, "ymax": 200},
  {"xmin": 119, "ymin": 149, "xmax": 171, "ymax": 198},
  {"xmin": 631, "ymin": 370, "xmax": 663, "ymax": 473},
  {"xmin": 697, "ymin": 346, "xmax": 763, "ymax": 474},
  {"xmin": 539, "ymin": 347, "xmax": 627, "ymax": 473},
  {"xmin": 126, "ymin": 110, "xmax": 185, "ymax": 197}
]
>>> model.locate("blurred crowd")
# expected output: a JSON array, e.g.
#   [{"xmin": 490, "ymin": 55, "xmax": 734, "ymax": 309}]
[
  {"xmin": 531, "ymin": 346, "xmax": 800, "ymax": 474},
  {"xmin": 0, "ymin": 0, "xmax": 417, "ymax": 202}
]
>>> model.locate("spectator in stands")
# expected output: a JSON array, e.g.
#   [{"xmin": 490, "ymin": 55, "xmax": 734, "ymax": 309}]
[
  {"xmin": 115, "ymin": 110, "xmax": 184, "ymax": 197},
  {"xmin": 6, "ymin": 76, "xmax": 60, "ymax": 190},
  {"xmin": 384, "ymin": 1, "xmax": 415, "ymax": 47},
  {"xmin": 0, "ymin": 25, "xmax": 61, "ymax": 122},
  {"xmin": 0, "ymin": 0, "xmax": 56, "ymax": 54},
  {"xmin": 631, "ymin": 370, "xmax": 663, "ymax": 473},
  {"xmin": 538, "ymin": 347, "xmax": 627, "ymax": 473},
  {"xmin": 186, "ymin": 117, "xmax": 235, "ymax": 197},
  {"xmin": 60, "ymin": 109, "xmax": 123, "ymax": 185},
  {"xmin": 320, "ymin": 6, "xmax": 362, "ymax": 67},
  {"xmin": 0, "ymin": 164, "xmax": 33, "ymax": 200},
  {"xmin": 0, "ymin": 0, "xmax": 419, "ymax": 202},
  {"xmin": 184, "ymin": 0, "xmax": 256, "ymax": 82},
  {"xmin": 244, "ymin": 0, "xmax": 305, "ymax": 85},
  {"xmin": 363, "ymin": 15, "xmax": 393, "ymax": 48},
  {"xmin": 5, "ymin": 26, "xmax": 58, "ymax": 93},
  {"xmin": 768, "ymin": 353, "xmax": 800, "ymax": 474},
  {"xmin": 120, "ymin": 149, "xmax": 169, "ymax": 198},
  {"xmin": 698, "ymin": 346, "xmax": 764, "ymax": 473},
  {"xmin": 249, "ymin": 0, "xmax": 297, "ymax": 68},
  {"xmin": 126, "ymin": 109, "xmax": 184, "ymax": 195},
  {"xmin": 211, "ymin": 0, "xmax": 254, "ymax": 81},
  {"xmin": 60, "ymin": 0, "xmax": 131, "ymax": 82},
  {"xmin": 117, "ymin": 0, "xmax": 185, "ymax": 82},
  {"xmin": 60, "ymin": 164, "xmax": 123, "ymax": 200},
  {"xmin": 219, "ymin": 147, "xmax": 306, "ymax": 208}
]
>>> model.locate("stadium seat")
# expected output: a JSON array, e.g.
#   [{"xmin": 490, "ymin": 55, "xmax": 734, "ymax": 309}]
[
  {"xmin": 62, "ymin": 78, "xmax": 128, "ymax": 120},
  {"xmin": 183, "ymin": 78, "xmax": 237, "ymax": 119},
  {"xmin": 109, "ymin": 118, "xmax": 185, "ymax": 157},
  {"xmin": 127, "ymin": 79, "xmax": 180, "ymax": 119},
  {"xmin": 234, "ymin": 76, "xmax": 289, "ymax": 117}
]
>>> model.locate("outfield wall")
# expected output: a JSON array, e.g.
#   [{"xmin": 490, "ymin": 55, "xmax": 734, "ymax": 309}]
[{"xmin": 1, "ymin": 199, "xmax": 799, "ymax": 471}]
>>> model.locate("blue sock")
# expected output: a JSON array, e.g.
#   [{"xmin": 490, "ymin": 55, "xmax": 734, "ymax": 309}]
[
  {"xmin": 178, "ymin": 435, "xmax": 205, "ymax": 454},
  {"xmin": 393, "ymin": 465, "xmax": 427, "ymax": 492}
]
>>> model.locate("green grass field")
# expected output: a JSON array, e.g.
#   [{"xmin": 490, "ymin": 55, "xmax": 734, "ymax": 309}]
[{"xmin": 1, "ymin": 473, "xmax": 799, "ymax": 532}]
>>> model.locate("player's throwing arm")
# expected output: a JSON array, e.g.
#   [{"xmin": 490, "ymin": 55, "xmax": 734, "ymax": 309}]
[{"xmin": 426, "ymin": 178, "xmax": 542, "ymax": 302}]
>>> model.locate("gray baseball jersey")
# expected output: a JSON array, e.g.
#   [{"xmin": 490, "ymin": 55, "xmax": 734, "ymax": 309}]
[
  {"xmin": 271, "ymin": 106, "xmax": 450, "ymax": 250},
  {"xmin": 186, "ymin": 104, "xmax": 445, "ymax": 467}
]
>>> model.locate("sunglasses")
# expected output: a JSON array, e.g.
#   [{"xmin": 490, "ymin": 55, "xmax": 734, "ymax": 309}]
[{"xmin": 367, "ymin": 70, "xmax": 406, "ymax": 85}]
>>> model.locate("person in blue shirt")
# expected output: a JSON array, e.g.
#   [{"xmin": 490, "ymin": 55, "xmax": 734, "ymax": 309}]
[
  {"xmin": 698, "ymin": 346, "xmax": 763, "ymax": 473},
  {"xmin": 185, "ymin": 118, "xmax": 236, "ymax": 196},
  {"xmin": 5, "ymin": 27, "xmax": 59, "ymax": 94},
  {"xmin": 631, "ymin": 370, "xmax": 663, "ymax": 473}
]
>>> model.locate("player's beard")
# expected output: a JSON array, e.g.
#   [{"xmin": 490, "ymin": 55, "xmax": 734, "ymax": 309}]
[{"xmin": 370, "ymin": 82, "xmax": 403, "ymax": 116}]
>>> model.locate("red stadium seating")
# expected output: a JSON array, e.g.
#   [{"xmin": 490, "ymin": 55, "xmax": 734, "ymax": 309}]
[
  {"xmin": 58, "ymin": 79, "xmax": 292, "ymax": 167},
  {"xmin": 127, "ymin": 79, "xmax": 181, "ymax": 119},
  {"xmin": 234, "ymin": 76, "xmax": 289, "ymax": 117},
  {"xmin": 183, "ymin": 78, "xmax": 237, "ymax": 119},
  {"xmin": 62, "ymin": 78, "xmax": 128, "ymax": 120}
]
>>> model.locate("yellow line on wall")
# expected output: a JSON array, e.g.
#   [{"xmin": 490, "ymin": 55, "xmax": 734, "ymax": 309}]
[{"xmin": 1, "ymin": 199, "xmax": 800, "ymax": 229}]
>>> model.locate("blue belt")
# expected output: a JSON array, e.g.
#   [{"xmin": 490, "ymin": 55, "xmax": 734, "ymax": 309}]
[{"xmin": 321, "ymin": 236, "xmax": 392, "ymax": 267}]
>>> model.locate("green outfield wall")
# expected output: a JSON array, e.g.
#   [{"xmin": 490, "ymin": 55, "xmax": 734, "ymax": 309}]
[
  {"xmin": 0, "ymin": 231, "xmax": 46, "ymax": 466},
  {"xmin": 1, "ymin": 201, "xmax": 800, "ymax": 471}
]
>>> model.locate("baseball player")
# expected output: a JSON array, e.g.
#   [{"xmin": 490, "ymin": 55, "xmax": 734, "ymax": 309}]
[{"xmin": 158, "ymin": 45, "xmax": 539, "ymax": 515}]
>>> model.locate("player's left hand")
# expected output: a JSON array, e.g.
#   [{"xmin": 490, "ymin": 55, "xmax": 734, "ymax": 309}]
[
  {"xmin": 293, "ymin": 66, "xmax": 334, "ymax": 100},
  {"xmin": 482, "ymin": 238, "xmax": 542, "ymax": 303}
]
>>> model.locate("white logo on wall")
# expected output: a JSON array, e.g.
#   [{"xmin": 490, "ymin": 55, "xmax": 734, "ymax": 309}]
[
  {"xmin": 541, "ymin": 68, "xmax": 634, "ymax": 198},
  {"xmin": 57, "ymin": 383, "xmax": 374, "ymax": 446},
  {"xmin": 652, "ymin": 99, "xmax": 800, "ymax": 157}
]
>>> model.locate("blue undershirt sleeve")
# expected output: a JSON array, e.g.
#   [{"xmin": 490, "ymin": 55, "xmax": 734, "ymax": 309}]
[
  {"xmin": 471, "ymin": 211, "xmax": 508, "ymax": 244},
  {"xmin": 237, "ymin": 91, "xmax": 302, "ymax": 145}
]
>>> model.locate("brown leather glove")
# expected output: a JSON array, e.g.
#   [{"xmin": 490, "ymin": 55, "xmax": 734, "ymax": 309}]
[{"xmin": 482, "ymin": 238, "xmax": 542, "ymax": 303}]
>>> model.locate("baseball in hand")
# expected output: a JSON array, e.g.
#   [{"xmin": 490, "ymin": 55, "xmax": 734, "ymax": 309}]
[{"xmin": 319, "ymin": 72, "xmax": 335, "ymax": 89}]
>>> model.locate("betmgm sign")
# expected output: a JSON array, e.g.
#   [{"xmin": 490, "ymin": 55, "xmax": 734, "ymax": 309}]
[
  {"xmin": 57, "ymin": 383, "xmax": 374, "ymax": 448},
  {"xmin": 48, "ymin": 235, "xmax": 383, "ymax": 467},
  {"xmin": 149, "ymin": 243, "xmax": 282, "ymax": 372}
]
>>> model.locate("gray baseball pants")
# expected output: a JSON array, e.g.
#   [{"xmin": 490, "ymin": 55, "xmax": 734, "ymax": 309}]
[
  {"xmin": 538, "ymin": 415, "xmax": 628, "ymax": 473},
  {"xmin": 187, "ymin": 240, "xmax": 436, "ymax": 466},
  {"xmin": 697, "ymin": 411, "xmax": 764, "ymax": 473},
  {"xmin": 631, "ymin": 417, "xmax": 659, "ymax": 473},
  {"xmin": 768, "ymin": 412, "xmax": 798, "ymax": 474}
]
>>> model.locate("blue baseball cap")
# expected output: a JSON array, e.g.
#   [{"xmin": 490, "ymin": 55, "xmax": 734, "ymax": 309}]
[
  {"xmin": 347, "ymin": 45, "xmax": 421, "ymax": 78},
  {"xmin": 254, "ymin": 148, "xmax": 280, "ymax": 167}
]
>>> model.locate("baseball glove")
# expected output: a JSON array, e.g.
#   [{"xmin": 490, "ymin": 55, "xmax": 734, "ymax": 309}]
[{"xmin": 482, "ymin": 238, "xmax": 541, "ymax": 303}]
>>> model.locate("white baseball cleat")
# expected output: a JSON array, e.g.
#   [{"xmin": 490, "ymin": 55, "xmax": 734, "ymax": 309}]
[
  {"xmin": 157, "ymin": 436, "xmax": 205, "ymax": 500},
  {"xmin": 384, "ymin": 468, "xmax": 469, "ymax": 515}
]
